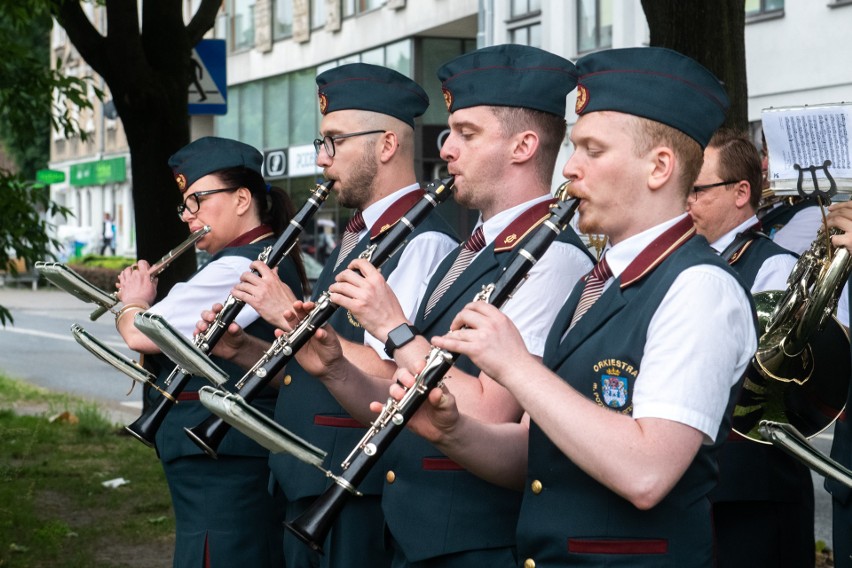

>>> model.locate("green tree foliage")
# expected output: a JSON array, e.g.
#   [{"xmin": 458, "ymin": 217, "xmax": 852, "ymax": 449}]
[
  {"xmin": 0, "ymin": 172, "xmax": 71, "ymax": 324},
  {"xmin": 0, "ymin": 0, "xmax": 93, "ymax": 325}
]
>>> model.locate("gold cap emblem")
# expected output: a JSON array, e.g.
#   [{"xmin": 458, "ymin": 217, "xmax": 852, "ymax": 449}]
[
  {"xmin": 442, "ymin": 87, "xmax": 453, "ymax": 111},
  {"xmin": 319, "ymin": 92, "xmax": 328, "ymax": 115},
  {"xmin": 575, "ymin": 84, "xmax": 589, "ymax": 114},
  {"xmin": 175, "ymin": 173, "xmax": 187, "ymax": 192}
]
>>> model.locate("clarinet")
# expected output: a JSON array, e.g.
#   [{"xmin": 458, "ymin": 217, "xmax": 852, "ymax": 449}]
[
  {"xmin": 124, "ymin": 181, "xmax": 333, "ymax": 447},
  {"xmin": 285, "ymin": 184, "xmax": 580, "ymax": 553},
  {"xmin": 184, "ymin": 176, "xmax": 456, "ymax": 458}
]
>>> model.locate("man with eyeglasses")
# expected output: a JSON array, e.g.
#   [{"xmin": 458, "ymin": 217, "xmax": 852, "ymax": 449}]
[
  {"xmin": 687, "ymin": 128, "xmax": 813, "ymax": 568},
  {"xmin": 198, "ymin": 63, "xmax": 458, "ymax": 568},
  {"xmin": 273, "ymin": 44, "xmax": 594, "ymax": 567}
]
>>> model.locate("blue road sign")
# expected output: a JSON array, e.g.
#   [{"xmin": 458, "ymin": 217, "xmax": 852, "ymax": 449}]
[{"xmin": 189, "ymin": 39, "xmax": 227, "ymax": 115}]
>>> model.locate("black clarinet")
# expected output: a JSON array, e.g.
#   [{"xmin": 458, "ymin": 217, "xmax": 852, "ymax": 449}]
[
  {"xmin": 286, "ymin": 184, "xmax": 580, "ymax": 553},
  {"xmin": 124, "ymin": 181, "xmax": 333, "ymax": 447},
  {"xmin": 184, "ymin": 176, "xmax": 456, "ymax": 458}
]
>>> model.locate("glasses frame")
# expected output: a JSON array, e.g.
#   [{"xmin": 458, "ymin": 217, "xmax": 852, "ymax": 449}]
[
  {"xmin": 313, "ymin": 129, "xmax": 387, "ymax": 157},
  {"xmin": 177, "ymin": 187, "xmax": 240, "ymax": 218},
  {"xmin": 689, "ymin": 180, "xmax": 739, "ymax": 199}
]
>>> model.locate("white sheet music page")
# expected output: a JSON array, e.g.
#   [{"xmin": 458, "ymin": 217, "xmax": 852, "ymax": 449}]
[{"xmin": 762, "ymin": 103, "xmax": 852, "ymax": 195}]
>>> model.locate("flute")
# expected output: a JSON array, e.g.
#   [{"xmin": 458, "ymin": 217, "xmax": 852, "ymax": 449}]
[
  {"xmin": 124, "ymin": 181, "xmax": 333, "ymax": 447},
  {"xmin": 285, "ymin": 184, "xmax": 580, "ymax": 553},
  {"xmin": 37, "ymin": 225, "xmax": 211, "ymax": 321},
  {"xmin": 184, "ymin": 176, "xmax": 456, "ymax": 458}
]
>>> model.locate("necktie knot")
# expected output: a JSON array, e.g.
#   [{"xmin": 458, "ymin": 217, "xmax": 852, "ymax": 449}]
[
  {"xmin": 334, "ymin": 211, "xmax": 367, "ymax": 270},
  {"xmin": 345, "ymin": 211, "xmax": 366, "ymax": 234},
  {"xmin": 463, "ymin": 226, "xmax": 486, "ymax": 252},
  {"xmin": 423, "ymin": 226, "xmax": 487, "ymax": 317},
  {"xmin": 569, "ymin": 255, "xmax": 612, "ymax": 329}
]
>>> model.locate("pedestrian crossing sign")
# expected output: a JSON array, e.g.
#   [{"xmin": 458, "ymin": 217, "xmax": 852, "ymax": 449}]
[{"xmin": 189, "ymin": 39, "xmax": 227, "ymax": 115}]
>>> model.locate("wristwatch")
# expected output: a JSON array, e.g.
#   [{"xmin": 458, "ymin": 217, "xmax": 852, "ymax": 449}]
[{"xmin": 384, "ymin": 323, "xmax": 420, "ymax": 358}]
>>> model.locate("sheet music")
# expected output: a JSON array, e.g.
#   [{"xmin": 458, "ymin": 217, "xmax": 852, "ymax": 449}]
[{"xmin": 762, "ymin": 103, "xmax": 852, "ymax": 193}]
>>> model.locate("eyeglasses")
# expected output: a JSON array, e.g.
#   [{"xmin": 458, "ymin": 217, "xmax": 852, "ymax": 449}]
[
  {"xmin": 313, "ymin": 130, "xmax": 387, "ymax": 157},
  {"xmin": 177, "ymin": 187, "xmax": 240, "ymax": 218},
  {"xmin": 689, "ymin": 180, "xmax": 738, "ymax": 199}
]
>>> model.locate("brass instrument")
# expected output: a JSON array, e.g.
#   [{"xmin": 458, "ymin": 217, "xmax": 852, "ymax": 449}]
[
  {"xmin": 732, "ymin": 178, "xmax": 852, "ymax": 485},
  {"xmin": 37, "ymin": 225, "xmax": 211, "ymax": 320},
  {"xmin": 734, "ymin": 224, "xmax": 851, "ymax": 443}
]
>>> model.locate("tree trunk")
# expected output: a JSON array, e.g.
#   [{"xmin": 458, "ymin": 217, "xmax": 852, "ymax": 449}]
[
  {"xmin": 641, "ymin": 0, "xmax": 749, "ymax": 131},
  {"xmin": 52, "ymin": 0, "xmax": 220, "ymax": 297}
]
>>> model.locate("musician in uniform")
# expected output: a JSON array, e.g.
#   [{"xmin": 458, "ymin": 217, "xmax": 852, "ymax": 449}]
[
  {"xmin": 826, "ymin": 200, "xmax": 852, "ymax": 568},
  {"xmin": 687, "ymin": 127, "xmax": 814, "ymax": 567},
  {"xmin": 115, "ymin": 136, "xmax": 307, "ymax": 567},
  {"xmin": 279, "ymin": 44, "xmax": 594, "ymax": 567},
  {"xmin": 391, "ymin": 47, "xmax": 757, "ymax": 567},
  {"xmin": 199, "ymin": 64, "xmax": 459, "ymax": 568}
]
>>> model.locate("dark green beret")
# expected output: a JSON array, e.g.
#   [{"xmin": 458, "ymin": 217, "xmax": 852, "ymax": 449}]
[
  {"xmin": 574, "ymin": 47, "xmax": 729, "ymax": 148},
  {"xmin": 437, "ymin": 44, "xmax": 578, "ymax": 117},
  {"xmin": 168, "ymin": 136, "xmax": 263, "ymax": 192},
  {"xmin": 316, "ymin": 63, "xmax": 429, "ymax": 129}
]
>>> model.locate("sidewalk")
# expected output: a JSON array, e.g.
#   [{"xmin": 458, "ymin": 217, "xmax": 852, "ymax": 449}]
[{"xmin": 0, "ymin": 286, "xmax": 143, "ymax": 425}]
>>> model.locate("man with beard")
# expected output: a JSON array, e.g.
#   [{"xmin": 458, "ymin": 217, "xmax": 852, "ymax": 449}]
[
  {"xmin": 198, "ymin": 63, "xmax": 458, "ymax": 568},
  {"xmin": 273, "ymin": 44, "xmax": 594, "ymax": 566}
]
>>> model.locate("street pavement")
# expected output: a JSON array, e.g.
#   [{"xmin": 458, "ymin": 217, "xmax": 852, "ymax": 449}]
[{"xmin": 0, "ymin": 285, "xmax": 143, "ymax": 425}]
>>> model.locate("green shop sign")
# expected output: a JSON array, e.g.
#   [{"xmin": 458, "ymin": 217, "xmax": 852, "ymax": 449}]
[
  {"xmin": 36, "ymin": 169, "xmax": 66, "ymax": 184},
  {"xmin": 70, "ymin": 157, "xmax": 126, "ymax": 186}
]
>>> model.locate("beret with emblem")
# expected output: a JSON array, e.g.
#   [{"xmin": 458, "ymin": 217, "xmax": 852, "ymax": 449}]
[
  {"xmin": 316, "ymin": 63, "xmax": 428, "ymax": 129},
  {"xmin": 574, "ymin": 47, "xmax": 729, "ymax": 148},
  {"xmin": 168, "ymin": 136, "xmax": 263, "ymax": 192},
  {"xmin": 437, "ymin": 44, "xmax": 578, "ymax": 117}
]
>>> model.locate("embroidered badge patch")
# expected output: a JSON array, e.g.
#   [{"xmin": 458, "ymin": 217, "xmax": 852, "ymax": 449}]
[
  {"xmin": 319, "ymin": 92, "xmax": 329, "ymax": 115},
  {"xmin": 591, "ymin": 359, "xmax": 637, "ymax": 413},
  {"xmin": 175, "ymin": 173, "xmax": 187, "ymax": 192}
]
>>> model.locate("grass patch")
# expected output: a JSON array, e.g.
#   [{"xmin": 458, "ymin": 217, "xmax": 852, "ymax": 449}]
[{"xmin": 0, "ymin": 374, "xmax": 174, "ymax": 567}]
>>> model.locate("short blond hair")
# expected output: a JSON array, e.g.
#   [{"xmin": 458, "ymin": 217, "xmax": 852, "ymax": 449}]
[{"xmin": 629, "ymin": 116, "xmax": 704, "ymax": 198}]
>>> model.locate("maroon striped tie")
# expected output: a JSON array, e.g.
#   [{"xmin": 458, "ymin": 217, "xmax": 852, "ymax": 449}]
[
  {"xmin": 334, "ymin": 211, "xmax": 366, "ymax": 269},
  {"xmin": 569, "ymin": 256, "xmax": 612, "ymax": 328},
  {"xmin": 423, "ymin": 226, "xmax": 486, "ymax": 317}
]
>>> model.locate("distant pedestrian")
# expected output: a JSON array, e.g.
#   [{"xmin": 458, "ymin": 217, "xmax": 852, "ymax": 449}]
[{"xmin": 100, "ymin": 213, "xmax": 116, "ymax": 255}]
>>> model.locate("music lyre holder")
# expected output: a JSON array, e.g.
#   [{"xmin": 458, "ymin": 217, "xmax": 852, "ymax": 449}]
[
  {"xmin": 133, "ymin": 312, "xmax": 229, "ymax": 386},
  {"xmin": 35, "ymin": 262, "xmax": 119, "ymax": 318},
  {"xmin": 197, "ymin": 386, "xmax": 331, "ymax": 471},
  {"xmin": 70, "ymin": 323, "xmax": 176, "ymax": 400},
  {"xmin": 794, "ymin": 160, "xmax": 837, "ymax": 202}
]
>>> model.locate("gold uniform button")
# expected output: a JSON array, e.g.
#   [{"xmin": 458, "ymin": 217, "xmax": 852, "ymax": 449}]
[
  {"xmin": 386, "ymin": 470, "xmax": 396, "ymax": 484},
  {"xmin": 524, "ymin": 559, "xmax": 535, "ymax": 568},
  {"xmin": 531, "ymin": 479, "xmax": 543, "ymax": 494},
  {"xmin": 283, "ymin": 375, "xmax": 292, "ymax": 386}
]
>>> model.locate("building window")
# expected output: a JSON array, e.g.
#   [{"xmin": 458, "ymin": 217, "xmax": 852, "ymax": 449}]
[
  {"xmin": 577, "ymin": 0, "xmax": 612, "ymax": 54},
  {"xmin": 511, "ymin": 0, "xmax": 541, "ymax": 16},
  {"xmin": 230, "ymin": 0, "xmax": 255, "ymax": 51},
  {"xmin": 343, "ymin": 0, "xmax": 384, "ymax": 18},
  {"xmin": 273, "ymin": 0, "xmax": 293, "ymax": 39},
  {"xmin": 508, "ymin": 0, "xmax": 541, "ymax": 47},
  {"xmin": 745, "ymin": 0, "xmax": 784, "ymax": 15},
  {"xmin": 312, "ymin": 0, "xmax": 326, "ymax": 29}
]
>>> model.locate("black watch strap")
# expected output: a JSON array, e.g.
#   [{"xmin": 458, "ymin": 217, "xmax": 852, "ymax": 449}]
[{"xmin": 384, "ymin": 323, "xmax": 419, "ymax": 358}]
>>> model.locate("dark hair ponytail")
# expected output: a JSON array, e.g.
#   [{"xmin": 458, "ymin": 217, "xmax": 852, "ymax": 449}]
[{"xmin": 216, "ymin": 167, "xmax": 310, "ymax": 294}]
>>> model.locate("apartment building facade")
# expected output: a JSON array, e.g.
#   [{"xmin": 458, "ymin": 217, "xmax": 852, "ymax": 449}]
[{"xmin": 48, "ymin": 0, "xmax": 852, "ymax": 256}]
